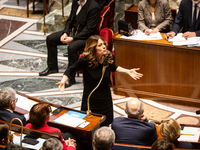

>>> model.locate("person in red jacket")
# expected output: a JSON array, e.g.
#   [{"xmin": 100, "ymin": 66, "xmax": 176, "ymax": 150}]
[{"xmin": 25, "ymin": 103, "xmax": 76, "ymax": 150}]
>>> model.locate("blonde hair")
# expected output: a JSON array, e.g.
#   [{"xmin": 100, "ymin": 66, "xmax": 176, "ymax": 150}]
[
  {"xmin": 83, "ymin": 35, "xmax": 113, "ymax": 68},
  {"xmin": 159, "ymin": 118, "xmax": 181, "ymax": 142}
]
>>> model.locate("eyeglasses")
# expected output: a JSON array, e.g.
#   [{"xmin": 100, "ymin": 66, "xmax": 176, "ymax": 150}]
[{"xmin": 13, "ymin": 98, "xmax": 18, "ymax": 102}]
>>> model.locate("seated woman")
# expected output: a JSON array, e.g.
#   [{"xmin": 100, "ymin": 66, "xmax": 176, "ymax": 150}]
[
  {"xmin": 138, "ymin": 0, "xmax": 173, "ymax": 35},
  {"xmin": 159, "ymin": 118, "xmax": 193, "ymax": 149},
  {"xmin": 25, "ymin": 103, "xmax": 76, "ymax": 150},
  {"xmin": 0, "ymin": 123, "xmax": 9, "ymax": 146}
]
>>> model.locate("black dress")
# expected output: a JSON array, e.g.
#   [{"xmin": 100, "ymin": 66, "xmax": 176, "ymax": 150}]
[{"xmin": 64, "ymin": 56, "xmax": 118, "ymax": 126}]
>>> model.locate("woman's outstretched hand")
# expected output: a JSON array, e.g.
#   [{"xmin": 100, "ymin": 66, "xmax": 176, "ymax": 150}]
[
  {"xmin": 127, "ymin": 68, "xmax": 143, "ymax": 80},
  {"xmin": 55, "ymin": 82, "xmax": 65, "ymax": 92}
]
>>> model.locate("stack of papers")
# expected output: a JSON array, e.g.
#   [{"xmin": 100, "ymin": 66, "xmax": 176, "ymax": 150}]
[
  {"xmin": 178, "ymin": 126, "xmax": 200, "ymax": 142},
  {"xmin": 16, "ymin": 94, "xmax": 38, "ymax": 111},
  {"xmin": 168, "ymin": 33, "xmax": 200, "ymax": 46},
  {"xmin": 54, "ymin": 110, "xmax": 89, "ymax": 128},
  {"xmin": 120, "ymin": 29, "xmax": 163, "ymax": 41}
]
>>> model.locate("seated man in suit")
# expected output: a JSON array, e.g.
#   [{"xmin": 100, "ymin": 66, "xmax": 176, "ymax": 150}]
[
  {"xmin": 92, "ymin": 126, "xmax": 115, "ymax": 150},
  {"xmin": 111, "ymin": 98, "xmax": 158, "ymax": 146},
  {"xmin": 0, "ymin": 87, "xmax": 27, "ymax": 126},
  {"xmin": 165, "ymin": 0, "xmax": 200, "ymax": 39},
  {"xmin": 95, "ymin": 0, "xmax": 110, "ymax": 11},
  {"xmin": 39, "ymin": 0, "xmax": 100, "ymax": 88}
]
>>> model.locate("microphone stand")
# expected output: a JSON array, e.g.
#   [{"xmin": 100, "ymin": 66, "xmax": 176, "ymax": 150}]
[
  {"xmin": 86, "ymin": 65, "xmax": 107, "ymax": 118},
  {"xmin": 61, "ymin": 0, "xmax": 67, "ymax": 24}
]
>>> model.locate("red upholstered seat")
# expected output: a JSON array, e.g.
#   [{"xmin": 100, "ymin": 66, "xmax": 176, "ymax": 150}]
[
  {"xmin": 99, "ymin": 28, "xmax": 114, "ymax": 52},
  {"xmin": 100, "ymin": 28, "xmax": 115, "ymax": 86},
  {"xmin": 96, "ymin": 6, "xmax": 110, "ymax": 34},
  {"xmin": 107, "ymin": 0, "xmax": 115, "ymax": 30}
]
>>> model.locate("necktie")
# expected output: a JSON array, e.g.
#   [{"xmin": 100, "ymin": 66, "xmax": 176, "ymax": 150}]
[{"xmin": 192, "ymin": 4, "xmax": 197, "ymax": 31}]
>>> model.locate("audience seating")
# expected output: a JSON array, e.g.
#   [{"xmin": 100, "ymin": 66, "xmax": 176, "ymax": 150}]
[
  {"xmin": 96, "ymin": 6, "xmax": 111, "ymax": 34},
  {"xmin": 0, "ymin": 120, "xmax": 62, "ymax": 149},
  {"xmin": 106, "ymin": 0, "xmax": 115, "ymax": 30}
]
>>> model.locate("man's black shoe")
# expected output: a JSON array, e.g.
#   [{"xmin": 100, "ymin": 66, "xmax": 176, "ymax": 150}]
[
  {"xmin": 65, "ymin": 78, "xmax": 76, "ymax": 88},
  {"xmin": 63, "ymin": 52, "xmax": 68, "ymax": 57},
  {"xmin": 39, "ymin": 68, "xmax": 58, "ymax": 76}
]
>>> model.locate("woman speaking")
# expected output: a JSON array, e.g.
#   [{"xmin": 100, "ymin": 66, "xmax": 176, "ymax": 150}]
[{"xmin": 56, "ymin": 35, "xmax": 143, "ymax": 126}]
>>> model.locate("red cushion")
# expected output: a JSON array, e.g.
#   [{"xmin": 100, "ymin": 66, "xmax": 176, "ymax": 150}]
[{"xmin": 100, "ymin": 28, "xmax": 113, "ymax": 51}]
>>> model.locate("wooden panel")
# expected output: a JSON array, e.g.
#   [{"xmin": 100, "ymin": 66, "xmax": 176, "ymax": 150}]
[
  {"xmin": 113, "ymin": 33, "xmax": 200, "ymax": 105},
  {"xmin": 125, "ymin": 4, "xmax": 138, "ymax": 29}
]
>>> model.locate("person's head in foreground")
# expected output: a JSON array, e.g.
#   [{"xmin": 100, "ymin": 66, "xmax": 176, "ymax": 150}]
[
  {"xmin": 159, "ymin": 118, "xmax": 181, "ymax": 142},
  {"xmin": 151, "ymin": 138, "xmax": 174, "ymax": 150},
  {"xmin": 0, "ymin": 123, "xmax": 9, "ymax": 145},
  {"xmin": 92, "ymin": 126, "xmax": 115, "ymax": 150},
  {"xmin": 42, "ymin": 138, "xmax": 63, "ymax": 150},
  {"xmin": 29, "ymin": 103, "xmax": 52, "ymax": 128}
]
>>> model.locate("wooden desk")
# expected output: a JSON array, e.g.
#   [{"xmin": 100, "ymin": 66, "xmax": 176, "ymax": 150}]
[
  {"xmin": 113, "ymin": 33, "xmax": 200, "ymax": 105},
  {"xmin": 0, "ymin": 120, "xmax": 62, "ymax": 150},
  {"xmin": 14, "ymin": 91, "xmax": 105, "ymax": 141},
  {"xmin": 112, "ymin": 143, "xmax": 195, "ymax": 150}
]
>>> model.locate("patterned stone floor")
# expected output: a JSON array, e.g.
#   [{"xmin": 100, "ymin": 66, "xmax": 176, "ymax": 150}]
[{"xmin": 1, "ymin": 0, "xmax": 200, "ymax": 128}]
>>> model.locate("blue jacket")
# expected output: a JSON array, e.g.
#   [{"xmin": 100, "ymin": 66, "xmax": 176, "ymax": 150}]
[
  {"xmin": 171, "ymin": 0, "xmax": 200, "ymax": 36},
  {"xmin": 111, "ymin": 117, "xmax": 158, "ymax": 146},
  {"xmin": 0, "ymin": 109, "xmax": 26, "ymax": 126}
]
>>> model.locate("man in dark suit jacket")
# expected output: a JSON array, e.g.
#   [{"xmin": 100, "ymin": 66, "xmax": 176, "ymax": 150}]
[
  {"xmin": 0, "ymin": 87, "xmax": 27, "ymax": 126},
  {"xmin": 39, "ymin": 0, "xmax": 100, "ymax": 87},
  {"xmin": 165, "ymin": 0, "xmax": 200, "ymax": 39},
  {"xmin": 111, "ymin": 98, "xmax": 158, "ymax": 146},
  {"xmin": 95, "ymin": 0, "xmax": 110, "ymax": 11}
]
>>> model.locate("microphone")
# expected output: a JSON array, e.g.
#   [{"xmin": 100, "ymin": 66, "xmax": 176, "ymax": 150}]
[
  {"xmin": 102, "ymin": 59, "xmax": 107, "ymax": 66},
  {"xmin": 196, "ymin": 110, "xmax": 200, "ymax": 114}
]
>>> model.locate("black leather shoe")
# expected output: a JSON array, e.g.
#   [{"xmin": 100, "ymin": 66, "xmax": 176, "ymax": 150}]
[
  {"xmin": 39, "ymin": 68, "xmax": 58, "ymax": 76},
  {"xmin": 63, "ymin": 52, "xmax": 68, "ymax": 57},
  {"xmin": 65, "ymin": 78, "xmax": 76, "ymax": 88}
]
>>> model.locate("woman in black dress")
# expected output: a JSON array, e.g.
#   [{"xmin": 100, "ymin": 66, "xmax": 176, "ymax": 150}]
[{"xmin": 56, "ymin": 35, "xmax": 143, "ymax": 126}]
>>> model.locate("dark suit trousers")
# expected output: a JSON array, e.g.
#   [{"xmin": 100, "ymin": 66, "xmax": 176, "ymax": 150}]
[{"xmin": 46, "ymin": 31, "xmax": 86, "ymax": 79}]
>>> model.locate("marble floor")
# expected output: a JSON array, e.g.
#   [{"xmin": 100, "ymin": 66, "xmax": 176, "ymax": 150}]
[{"xmin": 1, "ymin": 0, "xmax": 200, "ymax": 128}]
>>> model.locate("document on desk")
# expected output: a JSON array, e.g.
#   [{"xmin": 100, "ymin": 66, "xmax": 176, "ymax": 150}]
[
  {"xmin": 169, "ymin": 34, "xmax": 200, "ymax": 46},
  {"xmin": 54, "ymin": 113, "xmax": 86, "ymax": 127},
  {"xmin": 16, "ymin": 94, "xmax": 38, "ymax": 111},
  {"xmin": 14, "ymin": 134, "xmax": 45, "ymax": 150},
  {"xmin": 187, "ymin": 37, "xmax": 200, "ymax": 47},
  {"xmin": 178, "ymin": 126, "xmax": 200, "ymax": 142},
  {"xmin": 120, "ymin": 29, "xmax": 163, "ymax": 41}
]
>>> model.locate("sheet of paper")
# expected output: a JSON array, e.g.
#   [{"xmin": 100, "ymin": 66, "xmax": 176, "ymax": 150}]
[
  {"xmin": 16, "ymin": 94, "xmax": 38, "ymax": 111},
  {"xmin": 173, "ymin": 35, "xmax": 200, "ymax": 46},
  {"xmin": 120, "ymin": 29, "xmax": 162, "ymax": 41},
  {"xmin": 54, "ymin": 113, "xmax": 86, "ymax": 127},
  {"xmin": 187, "ymin": 37, "xmax": 200, "ymax": 47},
  {"xmin": 178, "ymin": 126, "xmax": 200, "ymax": 142},
  {"xmin": 168, "ymin": 33, "xmax": 186, "ymax": 42}
]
